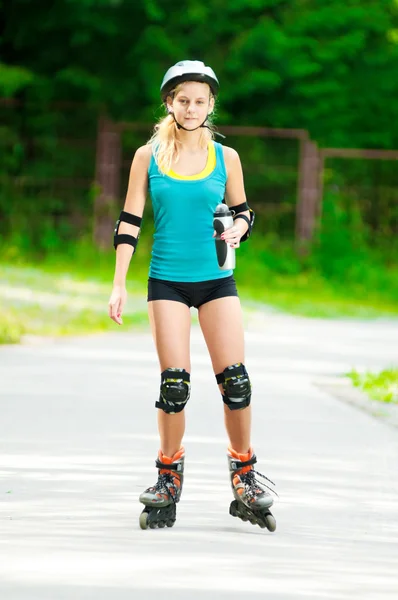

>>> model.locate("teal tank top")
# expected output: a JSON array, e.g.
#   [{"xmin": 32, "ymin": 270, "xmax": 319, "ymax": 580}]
[{"xmin": 148, "ymin": 141, "xmax": 233, "ymax": 282}]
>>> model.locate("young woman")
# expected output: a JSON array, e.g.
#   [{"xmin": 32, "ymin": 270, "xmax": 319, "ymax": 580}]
[{"xmin": 108, "ymin": 61, "xmax": 276, "ymax": 531}]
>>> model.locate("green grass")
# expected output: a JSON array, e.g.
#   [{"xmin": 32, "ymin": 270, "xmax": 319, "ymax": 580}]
[
  {"xmin": 1, "ymin": 304, "xmax": 149, "ymax": 340},
  {"xmin": 0, "ymin": 311, "xmax": 24, "ymax": 344},
  {"xmin": 234, "ymin": 235, "xmax": 398, "ymax": 318},
  {"xmin": 347, "ymin": 369, "xmax": 398, "ymax": 404},
  {"xmin": 0, "ymin": 263, "xmax": 149, "ymax": 343},
  {"xmin": 238, "ymin": 273, "xmax": 398, "ymax": 319},
  {"xmin": 1, "ymin": 230, "xmax": 398, "ymax": 343}
]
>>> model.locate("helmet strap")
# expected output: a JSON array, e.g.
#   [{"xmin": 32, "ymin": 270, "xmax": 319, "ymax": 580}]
[
  {"xmin": 170, "ymin": 113, "xmax": 226, "ymax": 139},
  {"xmin": 170, "ymin": 112, "xmax": 208, "ymax": 132}
]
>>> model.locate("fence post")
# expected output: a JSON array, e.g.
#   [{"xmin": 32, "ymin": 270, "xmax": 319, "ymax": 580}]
[
  {"xmin": 93, "ymin": 116, "xmax": 121, "ymax": 249},
  {"xmin": 296, "ymin": 139, "xmax": 320, "ymax": 248}
]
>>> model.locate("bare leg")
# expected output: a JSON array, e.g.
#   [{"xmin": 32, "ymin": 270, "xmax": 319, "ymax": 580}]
[
  {"xmin": 198, "ymin": 297, "xmax": 276, "ymax": 531},
  {"xmin": 222, "ymin": 404, "xmax": 251, "ymax": 454},
  {"xmin": 148, "ymin": 300, "xmax": 191, "ymax": 457},
  {"xmin": 198, "ymin": 296, "xmax": 251, "ymax": 453}
]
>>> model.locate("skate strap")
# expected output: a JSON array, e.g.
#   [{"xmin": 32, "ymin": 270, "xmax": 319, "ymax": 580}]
[
  {"xmin": 233, "ymin": 214, "xmax": 250, "ymax": 229},
  {"xmin": 161, "ymin": 369, "xmax": 190, "ymax": 382},
  {"xmin": 119, "ymin": 211, "xmax": 142, "ymax": 227},
  {"xmin": 155, "ymin": 459, "xmax": 184, "ymax": 472},
  {"xmin": 216, "ymin": 364, "xmax": 245, "ymax": 384},
  {"xmin": 230, "ymin": 454, "xmax": 257, "ymax": 471},
  {"xmin": 230, "ymin": 201, "xmax": 249, "ymax": 215}
]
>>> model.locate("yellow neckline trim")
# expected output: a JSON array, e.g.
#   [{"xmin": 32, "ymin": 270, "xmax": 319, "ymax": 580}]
[{"xmin": 167, "ymin": 141, "xmax": 216, "ymax": 180}]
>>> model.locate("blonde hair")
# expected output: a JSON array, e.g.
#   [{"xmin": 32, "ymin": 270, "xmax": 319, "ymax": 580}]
[{"xmin": 147, "ymin": 83, "xmax": 216, "ymax": 174}]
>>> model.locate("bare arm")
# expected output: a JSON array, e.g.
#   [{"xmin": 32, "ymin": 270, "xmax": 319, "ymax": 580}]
[
  {"xmin": 113, "ymin": 144, "xmax": 151, "ymax": 284},
  {"xmin": 109, "ymin": 144, "xmax": 151, "ymax": 324},
  {"xmin": 223, "ymin": 146, "xmax": 250, "ymax": 246}
]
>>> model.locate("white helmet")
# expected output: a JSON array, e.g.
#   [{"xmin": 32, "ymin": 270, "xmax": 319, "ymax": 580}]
[{"xmin": 160, "ymin": 60, "xmax": 219, "ymax": 102}]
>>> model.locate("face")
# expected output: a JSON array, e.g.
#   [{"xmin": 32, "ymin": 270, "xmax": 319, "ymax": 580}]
[{"xmin": 167, "ymin": 81, "xmax": 214, "ymax": 129}]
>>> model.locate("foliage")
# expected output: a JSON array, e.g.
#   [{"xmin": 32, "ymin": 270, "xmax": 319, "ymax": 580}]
[
  {"xmin": 0, "ymin": 311, "xmax": 24, "ymax": 344},
  {"xmin": 2, "ymin": 212, "xmax": 398, "ymax": 328},
  {"xmin": 235, "ymin": 238, "xmax": 398, "ymax": 317},
  {"xmin": 1, "ymin": 0, "xmax": 398, "ymax": 148},
  {"xmin": 0, "ymin": 263, "xmax": 149, "ymax": 343},
  {"xmin": 1, "ymin": 255, "xmax": 397, "ymax": 347},
  {"xmin": 1, "ymin": 0, "xmax": 398, "ymax": 291},
  {"xmin": 347, "ymin": 369, "xmax": 398, "ymax": 403},
  {"xmin": 0, "ymin": 63, "xmax": 34, "ymax": 97}
]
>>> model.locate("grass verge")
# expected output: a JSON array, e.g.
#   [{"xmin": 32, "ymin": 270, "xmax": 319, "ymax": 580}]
[
  {"xmin": 1, "ymin": 231, "xmax": 398, "ymax": 343},
  {"xmin": 238, "ymin": 275, "xmax": 398, "ymax": 319},
  {"xmin": 347, "ymin": 369, "xmax": 398, "ymax": 404},
  {"xmin": 0, "ymin": 264, "xmax": 149, "ymax": 343},
  {"xmin": 235, "ymin": 237, "xmax": 398, "ymax": 319}
]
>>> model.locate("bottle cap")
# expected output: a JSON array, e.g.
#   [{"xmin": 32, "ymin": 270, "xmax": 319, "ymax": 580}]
[{"xmin": 214, "ymin": 203, "xmax": 231, "ymax": 217}]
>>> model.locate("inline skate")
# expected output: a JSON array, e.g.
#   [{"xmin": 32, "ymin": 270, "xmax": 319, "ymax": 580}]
[
  {"xmin": 228, "ymin": 447, "xmax": 277, "ymax": 532},
  {"xmin": 139, "ymin": 447, "xmax": 184, "ymax": 530}
]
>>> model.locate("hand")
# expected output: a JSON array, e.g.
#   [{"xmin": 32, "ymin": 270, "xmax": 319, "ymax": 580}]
[
  {"xmin": 108, "ymin": 285, "xmax": 127, "ymax": 325},
  {"xmin": 219, "ymin": 225, "xmax": 241, "ymax": 249}
]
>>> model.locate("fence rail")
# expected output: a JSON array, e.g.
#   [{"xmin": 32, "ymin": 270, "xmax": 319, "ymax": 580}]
[{"xmin": 1, "ymin": 99, "xmax": 397, "ymax": 251}]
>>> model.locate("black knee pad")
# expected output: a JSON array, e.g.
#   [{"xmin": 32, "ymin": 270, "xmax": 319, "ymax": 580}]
[
  {"xmin": 155, "ymin": 368, "xmax": 191, "ymax": 414},
  {"xmin": 216, "ymin": 363, "xmax": 251, "ymax": 411}
]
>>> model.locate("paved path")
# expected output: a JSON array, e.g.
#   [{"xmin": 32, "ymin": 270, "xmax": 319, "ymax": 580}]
[{"xmin": 1, "ymin": 312, "xmax": 398, "ymax": 599}]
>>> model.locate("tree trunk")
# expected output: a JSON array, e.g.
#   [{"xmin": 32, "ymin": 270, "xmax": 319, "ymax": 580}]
[{"xmin": 93, "ymin": 116, "xmax": 121, "ymax": 249}]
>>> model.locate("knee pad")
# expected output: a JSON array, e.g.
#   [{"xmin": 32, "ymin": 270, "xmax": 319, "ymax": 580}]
[
  {"xmin": 155, "ymin": 368, "xmax": 191, "ymax": 414},
  {"xmin": 216, "ymin": 363, "xmax": 251, "ymax": 411}
]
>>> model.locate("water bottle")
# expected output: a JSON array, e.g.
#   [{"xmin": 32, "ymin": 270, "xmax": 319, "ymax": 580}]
[{"xmin": 213, "ymin": 203, "xmax": 236, "ymax": 270}]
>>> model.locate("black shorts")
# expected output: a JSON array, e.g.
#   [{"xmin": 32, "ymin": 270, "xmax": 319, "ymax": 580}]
[{"xmin": 147, "ymin": 275, "xmax": 238, "ymax": 309}]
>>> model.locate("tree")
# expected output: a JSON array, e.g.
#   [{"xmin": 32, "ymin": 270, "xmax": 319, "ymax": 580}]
[{"xmin": 2, "ymin": 0, "xmax": 398, "ymax": 148}]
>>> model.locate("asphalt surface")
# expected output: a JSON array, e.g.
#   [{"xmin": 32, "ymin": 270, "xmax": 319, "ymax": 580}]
[{"xmin": 1, "ymin": 311, "xmax": 398, "ymax": 599}]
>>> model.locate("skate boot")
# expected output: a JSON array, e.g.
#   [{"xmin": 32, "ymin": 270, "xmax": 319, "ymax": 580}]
[
  {"xmin": 139, "ymin": 447, "xmax": 184, "ymax": 530},
  {"xmin": 228, "ymin": 447, "xmax": 277, "ymax": 532}
]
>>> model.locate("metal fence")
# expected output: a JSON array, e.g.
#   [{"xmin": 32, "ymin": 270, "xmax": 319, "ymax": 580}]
[
  {"xmin": 95, "ymin": 118, "xmax": 316, "ymax": 249},
  {"xmin": 95, "ymin": 118, "xmax": 398, "ymax": 250},
  {"xmin": 1, "ymin": 99, "xmax": 397, "ymax": 252}
]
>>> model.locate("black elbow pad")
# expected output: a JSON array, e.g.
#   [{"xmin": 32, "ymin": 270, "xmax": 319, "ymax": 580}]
[
  {"xmin": 233, "ymin": 208, "xmax": 255, "ymax": 242},
  {"xmin": 113, "ymin": 211, "xmax": 142, "ymax": 250}
]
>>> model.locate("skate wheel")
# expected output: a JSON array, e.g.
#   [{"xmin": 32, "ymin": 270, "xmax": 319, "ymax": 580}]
[
  {"xmin": 158, "ymin": 521, "xmax": 166, "ymax": 528},
  {"xmin": 139, "ymin": 511, "xmax": 149, "ymax": 530},
  {"xmin": 264, "ymin": 514, "xmax": 276, "ymax": 532},
  {"xmin": 229, "ymin": 500, "xmax": 239, "ymax": 517},
  {"xmin": 166, "ymin": 519, "xmax": 175, "ymax": 528}
]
